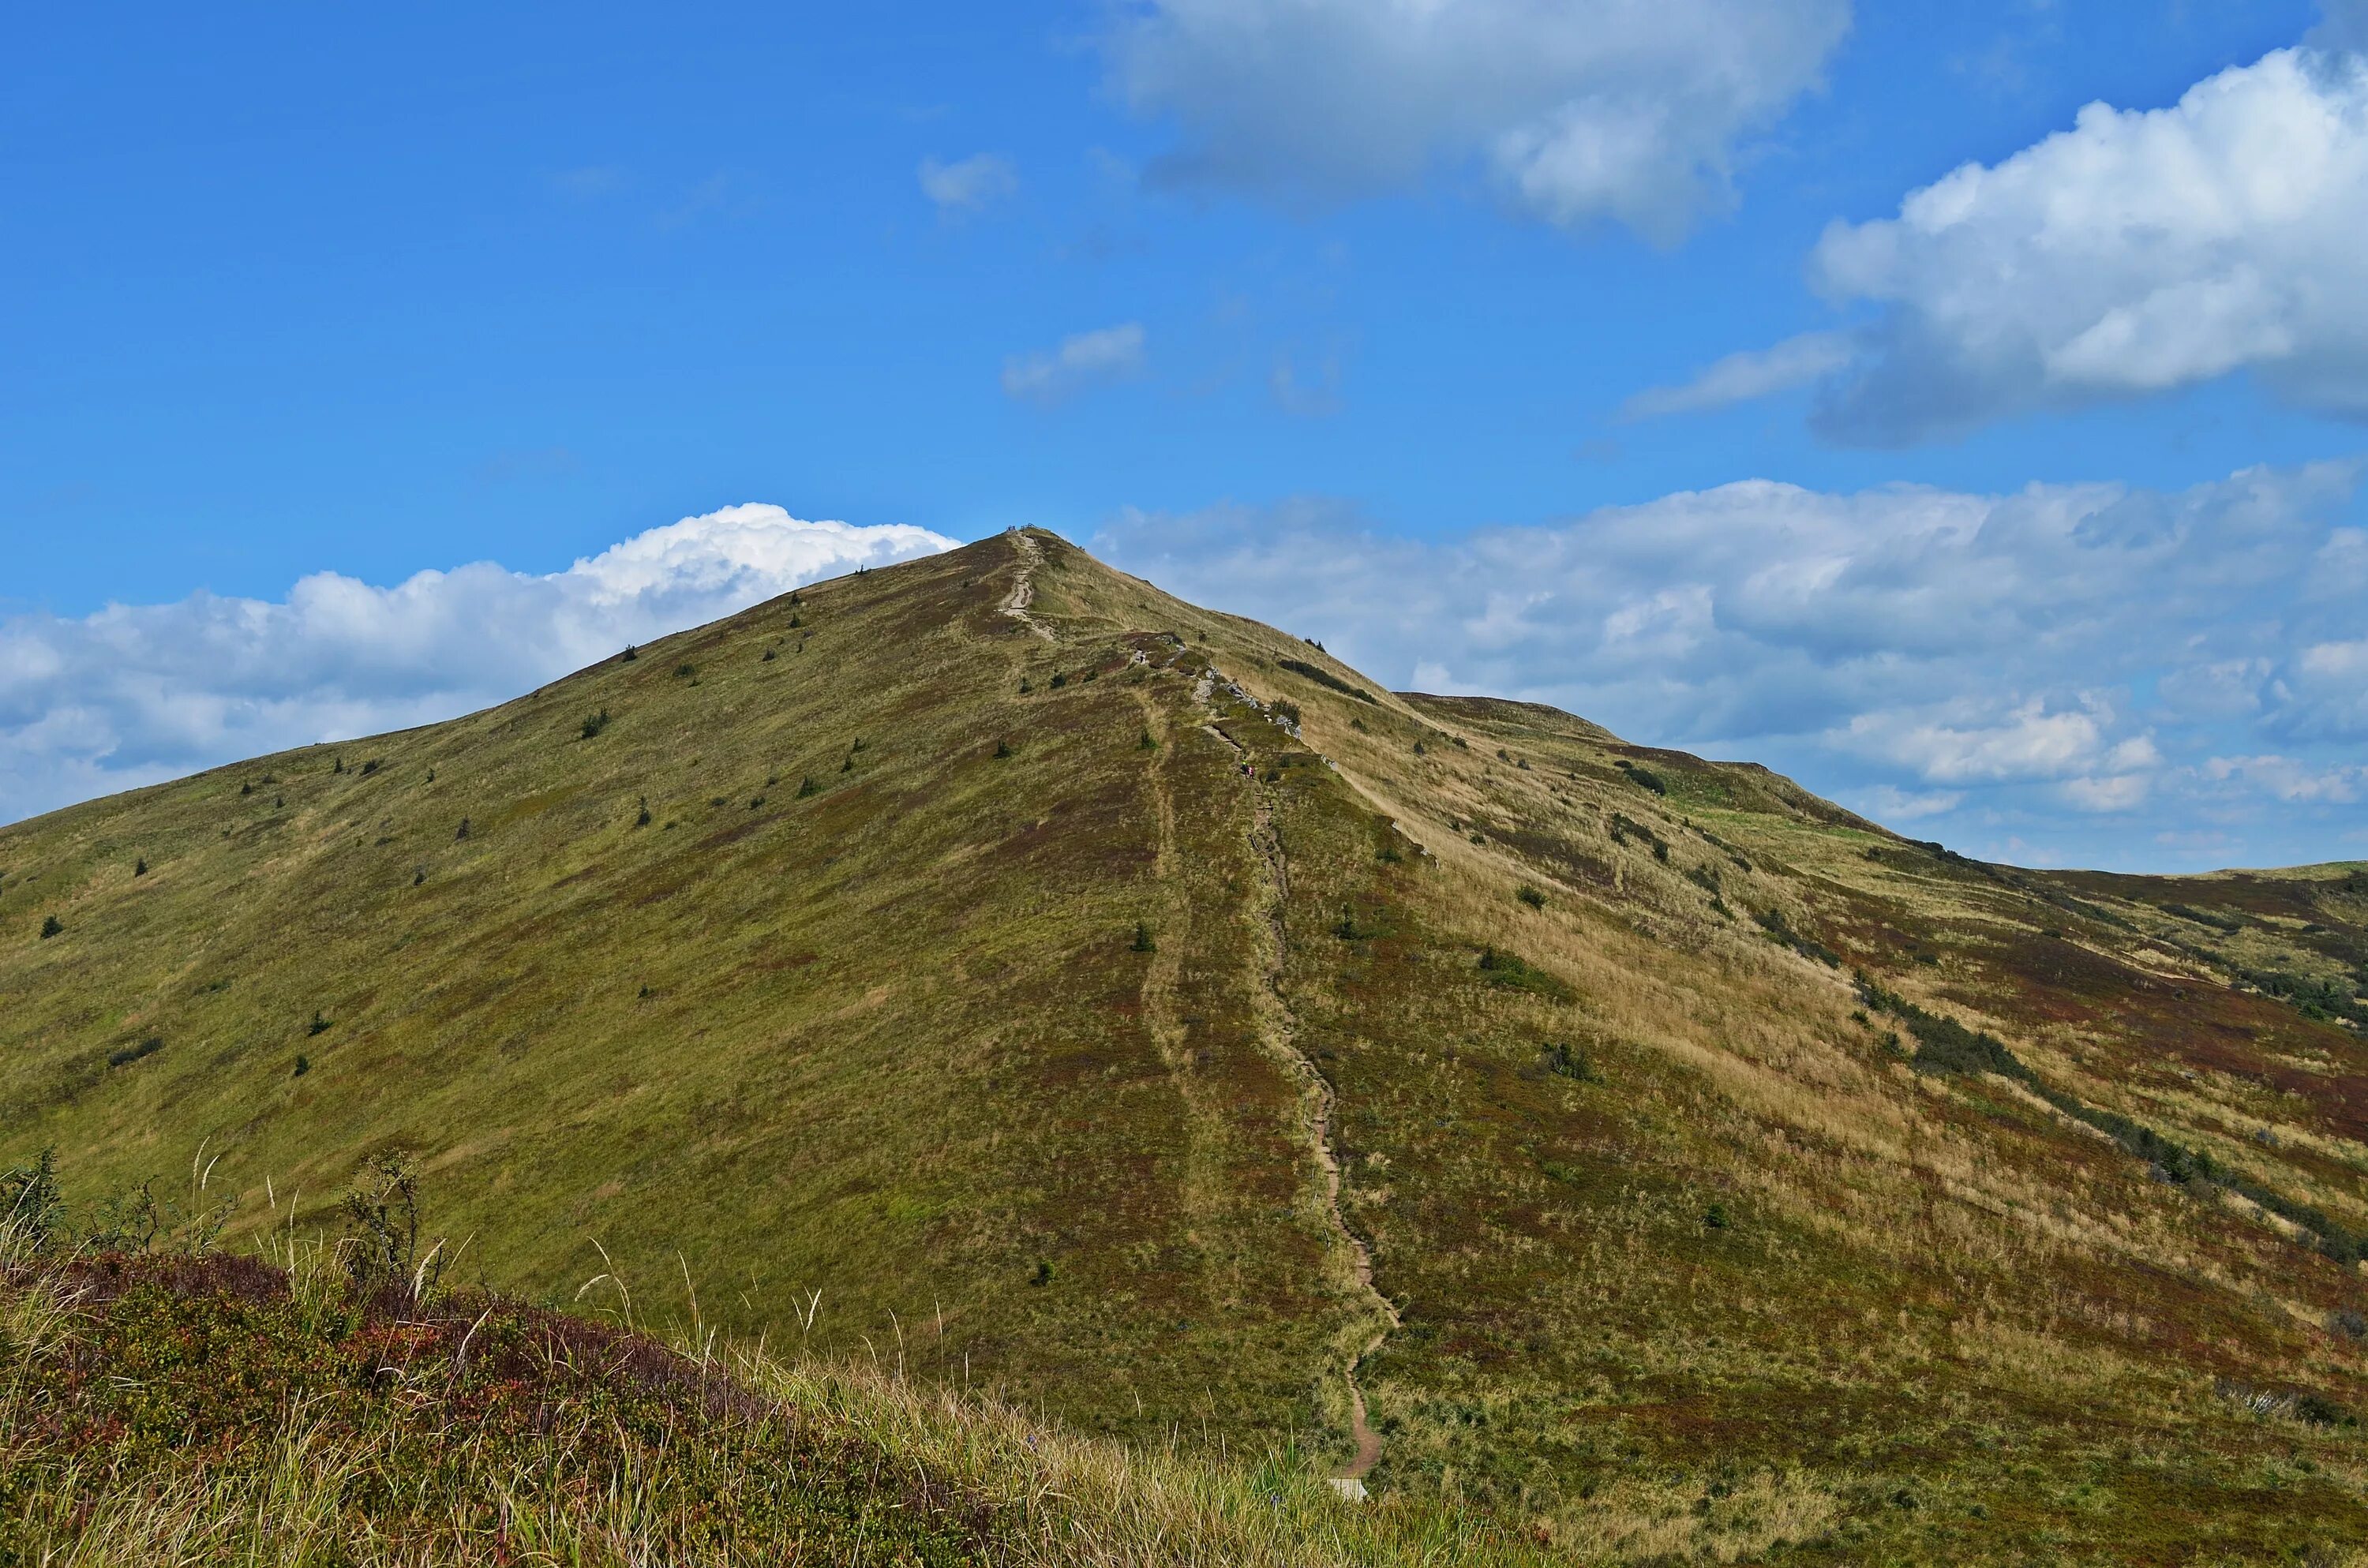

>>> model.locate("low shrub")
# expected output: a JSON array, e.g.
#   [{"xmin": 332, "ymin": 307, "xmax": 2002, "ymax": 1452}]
[
  {"xmin": 39, "ymin": 915, "xmax": 62, "ymax": 940},
  {"xmin": 1613, "ymin": 759, "xmax": 1668, "ymax": 795},
  {"xmin": 581, "ymin": 709, "xmax": 611, "ymax": 740},
  {"xmin": 1477, "ymin": 947, "xmax": 1568, "ymax": 1000},
  {"xmin": 1755, "ymin": 907, "xmax": 1842, "ymax": 968},
  {"xmin": 1276, "ymin": 658, "xmax": 1377, "ymax": 704},
  {"xmin": 107, "ymin": 1037, "xmax": 163, "ymax": 1069},
  {"xmin": 1516, "ymin": 885, "xmax": 1546, "ymax": 910},
  {"xmin": 1542, "ymin": 1043, "xmax": 1596, "ymax": 1082}
]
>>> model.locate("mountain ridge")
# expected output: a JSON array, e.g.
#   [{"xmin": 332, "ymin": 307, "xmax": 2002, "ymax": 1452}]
[{"xmin": 6, "ymin": 528, "xmax": 2368, "ymax": 1560}]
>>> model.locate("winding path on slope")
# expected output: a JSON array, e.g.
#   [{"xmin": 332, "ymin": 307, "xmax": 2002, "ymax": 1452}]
[
  {"xmin": 1195, "ymin": 683, "xmax": 1400, "ymax": 1490},
  {"xmin": 1001, "ymin": 531, "xmax": 1396, "ymax": 1487}
]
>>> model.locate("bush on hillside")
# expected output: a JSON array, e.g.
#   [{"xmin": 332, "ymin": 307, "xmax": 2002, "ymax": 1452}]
[
  {"xmin": 1276, "ymin": 657, "xmax": 1377, "ymax": 705},
  {"xmin": 1, "ymin": 1149, "xmax": 64, "ymax": 1253},
  {"xmin": 39, "ymin": 915, "xmax": 63, "ymax": 939},
  {"xmin": 340, "ymin": 1150, "xmax": 436, "ymax": 1304},
  {"xmin": 1477, "ymin": 947, "xmax": 1568, "ymax": 1000},
  {"xmin": 106, "ymin": 1038, "xmax": 163, "ymax": 1069},
  {"xmin": 1755, "ymin": 907, "xmax": 1842, "ymax": 969},
  {"xmin": 1542, "ymin": 1043, "xmax": 1596, "ymax": 1083},
  {"xmin": 1613, "ymin": 759, "xmax": 1668, "ymax": 795}
]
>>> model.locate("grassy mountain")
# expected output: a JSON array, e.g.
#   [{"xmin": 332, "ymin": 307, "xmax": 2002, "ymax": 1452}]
[{"xmin": 6, "ymin": 530, "xmax": 2367, "ymax": 1562}]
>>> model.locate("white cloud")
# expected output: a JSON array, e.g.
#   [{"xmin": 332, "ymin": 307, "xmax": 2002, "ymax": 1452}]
[
  {"xmin": 1856, "ymin": 785, "xmax": 1962, "ymax": 822},
  {"xmin": 917, "ymin": 153, "xmax": 1018, "ymax": 216},
  {"xmin": 1836, "ymin": 700, "xmax": 2156, "ymax": 786},
  {"xmin": 1623, "ymin": 331, "xmax": 1857, "ymax": 419},
  {"xmin": 2201, "ymin": 754, "xmax": 2368, "ymax": 803},
  {"xmin": 1001, "ymin": 323, "xmax": 1148, "ymax": 405},
  {"xmin": 1101, "ymin": 0, "xmax": 1850, "ymax": 241},
  {"xmin": 0, "ymin": 507, "xmax": 956, "ymax": 825},
  {"xmin": 1786, "ymin": 37, "xmax": 2368, "ymax": 442},
  {"xmin": 2063, "ymin": 774, "xmax": 2153, "ymax": 813},
  {"xmin": 1095, "ymin": 460, "xmax": 2368, "ymax": 866}
]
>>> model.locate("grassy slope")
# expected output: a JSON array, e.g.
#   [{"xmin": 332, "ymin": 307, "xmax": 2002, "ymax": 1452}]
[
  {"xmin": 0, "ymin": 1248, "xmax": 1549, "ymax": 1566},
  {"xmin": 6, "ymin": 531, "xmax": 2368, "ymax": 1562}
]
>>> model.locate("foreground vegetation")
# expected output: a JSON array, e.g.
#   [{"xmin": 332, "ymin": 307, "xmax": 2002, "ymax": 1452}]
[
  {"xmin": 7, "ymin": 530, "xmax": 2368, "ymax": 1559},
  {"xmin": 0, "ymin": 1210, "xmax": 1545, "ymax": 1567}
]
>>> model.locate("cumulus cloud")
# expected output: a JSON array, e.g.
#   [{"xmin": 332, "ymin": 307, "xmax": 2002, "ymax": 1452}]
[
  {"xmin": 1001, "ymin": 323, "xmax": 1148, "ymax": 405},
  {"xmin": 917, "ymin": 153, "xmax": 1018, "ymax": 216},
  {"xmin": 0, "ymin": 507, "xmax": 956, "ymax": 825},
  {"xmin": 1096, "ymin": 461, "xmax": 2368, "ymax": 867},
  {"xmin": 1101, "ymin": 0, "xmax": 1850, "ymax": 242},
  {"xmin": 1748, "ymin": 32, "xmax": 2368, "ymax": 443}
]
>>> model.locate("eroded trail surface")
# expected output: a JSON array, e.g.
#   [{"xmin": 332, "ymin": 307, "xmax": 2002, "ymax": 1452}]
[
  {"xmin": 1201, "ymin": 701, "xmax": 1399, "ymax": 1486},
  {"xmin": 1000, "ymin": 530, "xmax": 1056, "ymax": 641}
]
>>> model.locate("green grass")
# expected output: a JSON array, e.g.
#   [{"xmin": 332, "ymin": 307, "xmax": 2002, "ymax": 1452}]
[
  {"xmin": 0, "ymin": 1234, "xmax": 1550, "ymax": 1566},
  {"xmin": 5, "ymin": 531, "xmax": 2368, "ymax": 1561}
]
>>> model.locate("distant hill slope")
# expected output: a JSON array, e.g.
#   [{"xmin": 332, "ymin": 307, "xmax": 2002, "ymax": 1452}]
[{"xmin": 6, "ymin": 530, "xmax": 2366, "ymax": 1562}]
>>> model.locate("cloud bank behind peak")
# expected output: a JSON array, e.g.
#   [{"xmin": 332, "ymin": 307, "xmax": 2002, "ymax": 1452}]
[{"xmin": 0, "ymin": 507, "xmax": 955, "ymax": 825}]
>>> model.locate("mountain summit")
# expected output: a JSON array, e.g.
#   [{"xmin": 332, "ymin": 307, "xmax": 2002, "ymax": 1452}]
[{"xmin": 6, "ymin": 530, "xmax": 2366, "ymax": 1557}]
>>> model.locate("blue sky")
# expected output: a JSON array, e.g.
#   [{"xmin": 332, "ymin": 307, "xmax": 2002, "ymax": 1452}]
[{"xmin": 5, "ymin": 1, "xmax": 2366, "ymax": 870}]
